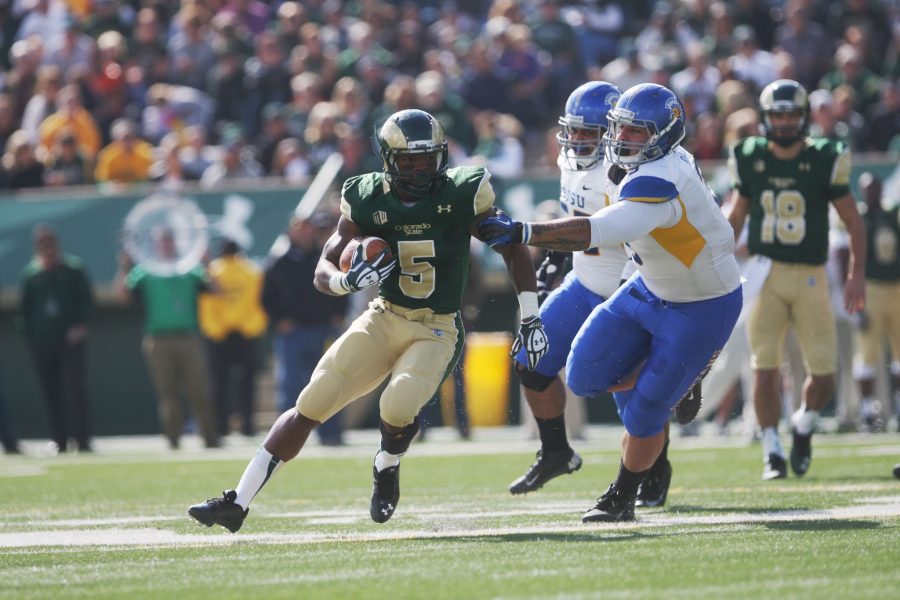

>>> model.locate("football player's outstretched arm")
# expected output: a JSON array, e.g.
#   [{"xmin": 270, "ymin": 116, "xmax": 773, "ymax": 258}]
[
  {"xmin": 477, "ymin": 202, "xmax": 672, "ymax": 252},
  {"xmin": 314, "ymin": 215, "xmax": 363, "ymax": 296},
  {"xmin": 833, "ymin": 192, "xmax": 867, "ymax": 314}
]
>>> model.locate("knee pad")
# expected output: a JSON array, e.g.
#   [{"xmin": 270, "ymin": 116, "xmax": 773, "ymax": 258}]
[
  {"xmin": 380, "ymin": 373, "xmax": 435, "ymax": 425},
  {"xmin": 296, "ymin": 369, "xmax": 345, "ymax": 422},
  {"xmin": 380, "ymin": 416, "xmax": 420, "ymax": 455},
  {"xmin": 516, "ymin": 363, "xmax": 556, "ymax": 392}
]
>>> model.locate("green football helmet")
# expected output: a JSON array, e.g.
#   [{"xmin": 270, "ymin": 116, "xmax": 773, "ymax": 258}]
[
  {"xmin": 759, "ymin": 79, "xmax": 809, "ymax": 147},
  {"xmin": 377, "ymin": 109, "xmax": 449, "ymax": 198}
]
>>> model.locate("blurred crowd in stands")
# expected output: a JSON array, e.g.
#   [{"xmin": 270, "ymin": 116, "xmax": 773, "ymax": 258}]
[{"xmin": 0, "ymin": 0, "xmax": 897, "ymax": 193}]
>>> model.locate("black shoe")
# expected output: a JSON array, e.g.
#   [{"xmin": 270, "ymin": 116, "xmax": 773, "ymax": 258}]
[
  {"xmin": 762, "ymin": 453, "xmax": 787, "ymax": 480},
  {"xmin": 636, "ymin": 459, "xmax": 672, "ymax": 508},
  {"xmin": 674, "ymin": 381, "xmax": 702, "ymax": 425},
  {"xmin": 582, "ymin": 484, "xmax": 636, "ymax": 523},
  {"xmin": 894, "ymin": 464, "xmax": 900, "ymax": 480},
  {"xmin": 509, "ymin": 448, "xmax": 583, "ymax": 495},
  {"xmin": 370, "ymin": 465, "xmax": 400, "ymax": 523},
  {"xmin": 789, "ymin": 428, "xmax": 812, "ymax": 477},
  {"xmin": 188, "ymin": 490, "xmax": 248, "ymax": 533}
]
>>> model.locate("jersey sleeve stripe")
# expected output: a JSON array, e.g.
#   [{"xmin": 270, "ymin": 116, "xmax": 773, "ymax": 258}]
[
  {"xmin": 473, "ymin": 169, "xmax": 495, "ymax": 215},
  {"xmin": 620, "ymin": 176, "xmax": 679, "ymax": 204},
  {"xmin": 339, "ymin": 194, "xmax": 353, "ymax": 221},
  {"xmin": 830, "ymin": 147, "xmax": 852, "ymax": 188}
]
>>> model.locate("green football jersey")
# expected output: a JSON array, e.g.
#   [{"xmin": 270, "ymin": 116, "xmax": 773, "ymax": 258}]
[
  {"xmin": 340, "ymin": 165, "xmax": 495, "ymax": 314},
  {"xmin": 863, "ymin": 205, "xmax": 900, "ymax": 281},
  {"xmin": 729, "ymin": 136, "xmax": 851, "ymax": 265}
]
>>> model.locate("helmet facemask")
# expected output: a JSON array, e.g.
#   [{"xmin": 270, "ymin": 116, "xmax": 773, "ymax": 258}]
[
  {"xmin": 557, "ymin": 116, "xmax": 605, "ymax": 170},
  {"xmin": 382, "ymin": 145, "xmax": 448, "ymax": 197},
  {"xmin": 762, "ymin": 107, "xmax": 807, "ymax": 147},
  {"xmin": 604, "ymin": 109, "xmax": 684, "ymax": 168}
]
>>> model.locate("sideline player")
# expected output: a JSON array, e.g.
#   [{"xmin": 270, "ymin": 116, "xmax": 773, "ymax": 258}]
[
  {"xmin": 726, "ymin": 79, "xmax": 865, "ymax": 480},
  {"xmin": 480, "ymin": 84, "xmax": 742, "ymax": 522},
  {"xmin": 509, "ymin": 81, "xmax": 679, "ymax": 509},
  {"xmin": 853, "ymin": 172, "xmax": 899, "ymax": 432},
  {"xmin": 188, "ymin": 109, "xmax": 548, "ymax": 530}
]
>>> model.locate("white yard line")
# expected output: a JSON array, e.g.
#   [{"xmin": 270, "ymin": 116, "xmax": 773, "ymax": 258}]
[{"xmin": 2, "ymin": 497, "xmax": 899, "ymax": 549}]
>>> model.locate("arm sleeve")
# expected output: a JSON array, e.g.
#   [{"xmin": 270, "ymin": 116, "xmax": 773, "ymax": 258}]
[{"xmin": 588, "ymin": 200, "xmax": 679, "ymax": 248}]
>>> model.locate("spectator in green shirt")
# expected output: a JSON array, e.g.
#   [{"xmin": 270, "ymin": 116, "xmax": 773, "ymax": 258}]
[
  {"xmin": 19, "ymin": 224, "xmax": 93, "ymax": 453},
  {"xmin": 114, "ymin": 226, "xmax": 219, "ymax": 450}
]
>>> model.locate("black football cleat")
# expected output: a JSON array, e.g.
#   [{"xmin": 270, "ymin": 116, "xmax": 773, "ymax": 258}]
[
  {"xmin": 893, "ymin": 464, "xmax": 900, "ymax": 480},
  {"xmin": 509, "ymin": 448, "xmax": 583, "ymax": 495},
  {"xmin": 370, "ymin": 465, "xmax": 400, "ymax": 523},
  {"xmin": 762, "ymin": 453, "xmax": 787, "ymax": 480},
  {"xmin": 789, "ymin": 428, "xmax": 812, "ymax": 476},
  {"xmin": 636, "ymin": 459, "xmax": 672, "ymax": 508},
  {"xmin": 674, "ymin": 381, "xmax": 703, "ymax": 425},
  {"xmin": 188, "ymin": 490, "xmax": 248, "ymax": 533},
  {"xmin": 582, "ymin": 484, "xmax": 637, "ymax": 523}
]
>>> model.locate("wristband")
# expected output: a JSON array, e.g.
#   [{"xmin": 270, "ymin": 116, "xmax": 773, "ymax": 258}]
[
  {"xmin": 518, "ymin": 291, "xmax": 539, "ymax": 319},
  {"xmin": 520, "ymin": 222, "xmax": 532, "ymax": 245},
  {"xmin": 328, "ymin": 271, "xmax": 350, "ymax": 295}
]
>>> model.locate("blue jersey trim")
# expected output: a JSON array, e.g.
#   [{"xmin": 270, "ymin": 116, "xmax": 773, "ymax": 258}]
[{"xmin": 620, "ymin": 176, "xmax": 678, "ymax": 204}]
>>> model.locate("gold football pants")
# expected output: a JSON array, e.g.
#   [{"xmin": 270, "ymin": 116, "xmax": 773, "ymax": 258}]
[
  {"xmin": 297, "ymin": 297, "xmax": 460, "ymax": 427},
  {"xmin": 748, "ymin": 261, "xmax": 837, "ymax": 375}
]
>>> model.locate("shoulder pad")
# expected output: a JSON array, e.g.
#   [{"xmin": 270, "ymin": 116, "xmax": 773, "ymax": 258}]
[
  {"xmin": 445, "ymin": 165, "xmax": 487, "ymax": 188},
  {"xmin": 620, "ymin": 175, "xmax": 678, "ymax": 204},
  {"xmin": 735, "ymin": 136, "xmax": 767, "ymax": 159}
]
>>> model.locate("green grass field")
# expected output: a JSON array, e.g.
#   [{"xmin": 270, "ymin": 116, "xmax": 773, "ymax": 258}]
[{"xmin": 1, "ymin": 428, "xmax": 898, "ymax": 599}]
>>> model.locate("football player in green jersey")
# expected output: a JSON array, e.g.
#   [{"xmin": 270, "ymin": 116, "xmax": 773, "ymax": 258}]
[
  {"xmin": 188, "ymin": 109, "xmax": 548, "ymax": 531},
  {"xmin": 853, "ymin": 172, "xmax": 900, "ymax": 432},
  {"xmin": 726, "ymin": 79, "xmax": 866, "ymax": 481}
]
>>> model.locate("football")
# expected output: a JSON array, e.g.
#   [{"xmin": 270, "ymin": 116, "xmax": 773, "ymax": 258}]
[{"xmin": 339, "ymin": 236, "xmax": 392, "ymax": 272}]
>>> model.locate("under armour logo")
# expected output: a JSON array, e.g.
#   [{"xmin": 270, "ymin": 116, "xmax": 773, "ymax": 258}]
[
  {"xmin": 382, "ymin": 504, "xmax": 393, "ymax": 515},
  {"xmin": 437, "ymin": 204, "xmax": 452, "ymax": 213}
]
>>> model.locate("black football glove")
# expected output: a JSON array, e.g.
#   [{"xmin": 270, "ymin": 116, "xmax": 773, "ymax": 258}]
[
  {"xmin": 338, "ymin": 246, "xmax": 397, "ymax": 292},
  {"xmin": 536, "ymin": 250, "xmax": 570, "ymax": 306},
  {"xmin": 511, "ymin": 315, "xmax": 549, "ymax": 371}
]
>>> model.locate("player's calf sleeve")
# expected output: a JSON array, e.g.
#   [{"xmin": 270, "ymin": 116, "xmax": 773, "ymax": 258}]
[
  {"xmin": 535, "ymin": 414, "xmax": 569, "ymax": 452},
  {"xmin": 654, "ymin": 435, "xmax": 670, "ymax": 466},
  {"xmin": 235, "ymin": 447, "xmax": 283, "ymax": 509},
  {"xmin": 379, "ymin": 417, "xmax": 420, "ymax": 456},
  {"xmin": 615, "ymin": 460, "xmax": 649, "ymax": 496}
]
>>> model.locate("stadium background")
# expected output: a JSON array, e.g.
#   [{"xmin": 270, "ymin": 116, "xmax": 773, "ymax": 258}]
[{"xmin": 0, "ymin": 0, "xmax": 898, "ymax": 440}]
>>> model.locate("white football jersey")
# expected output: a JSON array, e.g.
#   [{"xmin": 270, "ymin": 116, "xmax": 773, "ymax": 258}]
[
  {"xmin": 605, "ymin": 147, "xmax": 741, "ymax": 302},
  {"xmin": 557, "ymin": 154, "xmax": 628, "ymax": 298}
]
